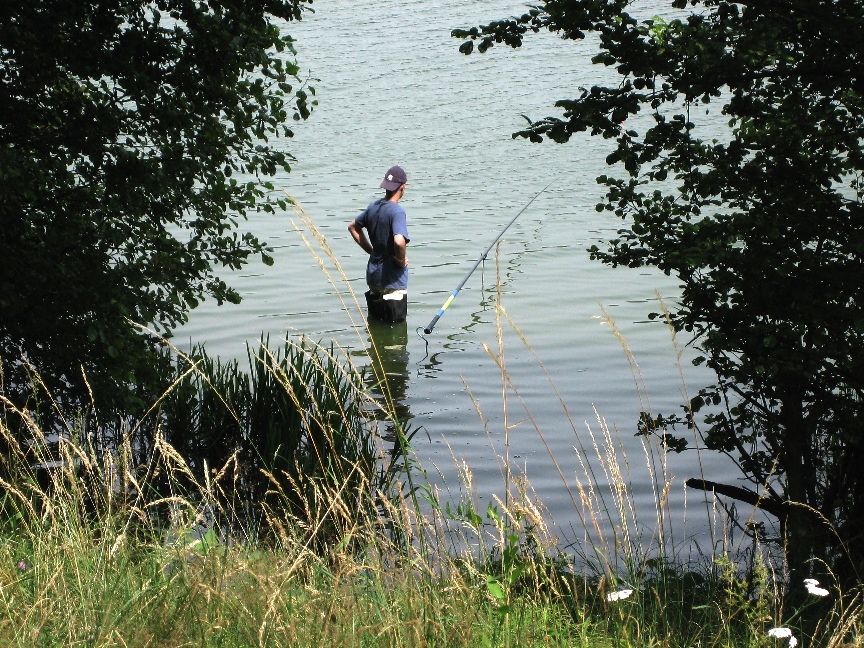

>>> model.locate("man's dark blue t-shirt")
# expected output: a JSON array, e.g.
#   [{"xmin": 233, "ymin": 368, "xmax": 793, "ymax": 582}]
[{"xmin": 354, "ymin": 199, "xmax": 410, "ymax": 291}]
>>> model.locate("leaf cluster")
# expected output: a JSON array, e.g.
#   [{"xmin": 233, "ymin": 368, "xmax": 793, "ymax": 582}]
[
  {"xmin": 456, "ymin": 0, "xmax": 864, "ymax": 578},
  {"xmin": 0, "ymin": 0, "xmax": 314, "ymax": 417}
]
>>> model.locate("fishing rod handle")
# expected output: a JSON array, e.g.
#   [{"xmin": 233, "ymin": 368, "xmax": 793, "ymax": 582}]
[
  {"xmin": 423, "ymin": 315, "xmax": 441, "ymax": 335},
  {"xmin": 423, "ymin": 289, "xmax": 459, "ymax": 334}
]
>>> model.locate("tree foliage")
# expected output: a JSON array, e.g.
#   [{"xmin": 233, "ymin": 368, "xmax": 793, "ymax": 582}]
[
  {"xmin": 0, "ymin": 0, "xmax": 313, "ymax": 415},
  {"xmin": 455, "ymin": 0, "xmax": 864, "ymax": 582}
]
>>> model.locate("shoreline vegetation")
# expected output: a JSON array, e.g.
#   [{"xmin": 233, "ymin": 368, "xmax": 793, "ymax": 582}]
[
  {"xmin": 1, "ymin": 204, "xmax": 861, "ymax": 647},
  {"xmin": 1, "ymin": 343, "xmax": 860, "ymax": 647}
]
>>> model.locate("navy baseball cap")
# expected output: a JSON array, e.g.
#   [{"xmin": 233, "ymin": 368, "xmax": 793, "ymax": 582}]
[{"xmin": 380, "ymin": 165, "xmax": 407, "ymax": 191}]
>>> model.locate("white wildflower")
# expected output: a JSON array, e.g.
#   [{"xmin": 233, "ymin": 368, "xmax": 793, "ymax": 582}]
[
  {"xmin": 768, "ymin": 627, "xmax": 798, "ymax": 648},
  {"xmin": 804, "ymin": 578, "xmax": 829, "ymax": 597},
  {"xmin": 606, "ymin": 588, "xmax": 633, "ymax": 602}
]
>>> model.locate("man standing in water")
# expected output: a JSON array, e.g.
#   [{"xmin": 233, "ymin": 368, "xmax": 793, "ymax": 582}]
[{"xmin": 348, "ymin": 165, "xmax": 410, "ymax": 322}]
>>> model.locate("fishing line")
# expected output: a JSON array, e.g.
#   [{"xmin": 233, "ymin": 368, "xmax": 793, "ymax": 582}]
[{"xmin": 416, "ymin": 183, "xmax": 550, "ymax": 344}]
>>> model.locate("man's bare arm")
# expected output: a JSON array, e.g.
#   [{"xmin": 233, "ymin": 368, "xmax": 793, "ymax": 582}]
[
  {"xmin": 392, "ymin": 233, "xmax": 408, "ymax": 267},
  {"xmin": 348, "ymin": 221, "xmax": 373, "ymax": 254}
]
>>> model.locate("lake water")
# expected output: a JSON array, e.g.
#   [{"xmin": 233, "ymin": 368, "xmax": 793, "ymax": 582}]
[{"xmin": 178, "ymin": 0, "xmax": 743, "ymax": 552}]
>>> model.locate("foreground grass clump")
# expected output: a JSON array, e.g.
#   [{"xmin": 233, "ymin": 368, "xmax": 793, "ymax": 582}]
[
  {"xmin": 2, "ymin": 433, "xmax": 862, "ymax": 648},
  {"xmin": 0, "ymin": 516, "xmax": 581, "ymax": 647},
  {"xmin": 0, "ymin": 430, "xmax": 581, "ymax": 646},
  {"xmin": 1, "ymin": 474, "xmax": 860, "ymax": 648}
]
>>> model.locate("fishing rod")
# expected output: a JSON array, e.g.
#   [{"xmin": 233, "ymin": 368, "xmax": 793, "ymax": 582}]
[{"xmin": 419, "ymin": 183, "xmax": 550, "ymax": 336}]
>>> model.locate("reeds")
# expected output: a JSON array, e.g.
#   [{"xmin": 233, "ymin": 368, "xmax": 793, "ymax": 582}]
[{"xmin": 152, "ymin": 337, "xmax": 395, "ymax": 549}]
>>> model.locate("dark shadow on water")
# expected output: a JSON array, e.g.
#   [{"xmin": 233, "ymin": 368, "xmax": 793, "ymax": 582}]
[{"xmin": 363, "ymin": 318, "xmax": 412, "ymax": 446}]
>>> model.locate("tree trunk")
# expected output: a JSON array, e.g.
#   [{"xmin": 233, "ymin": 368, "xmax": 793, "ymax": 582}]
[{"xmin": 780, "ymin": 377, "xmax": 818, "ymax": 588}]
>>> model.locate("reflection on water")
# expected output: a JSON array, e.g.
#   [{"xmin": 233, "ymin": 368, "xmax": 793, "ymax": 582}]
[{"xmin": 360, "ymin": 319, "xmax": 412, "ymax": 445}]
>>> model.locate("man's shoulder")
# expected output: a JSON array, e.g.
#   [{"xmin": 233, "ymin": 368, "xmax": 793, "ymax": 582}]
[{"xmin": 379, "ymin": 200, "xmax": 406, "ymax": 217}]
